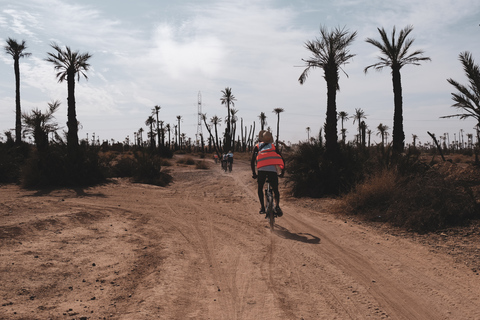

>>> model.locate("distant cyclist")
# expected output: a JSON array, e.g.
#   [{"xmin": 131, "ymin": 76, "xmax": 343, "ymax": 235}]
[
  {"xmin": 221, "ymin": 153, "xmax": 228, "ymax": 171},
  {"xmin": 227, "ymin": 150, "xmax": 234, "ymax": 172},
  {"xmin": 251, "ymin": 130, "xmax": 285, "ymax": 216}
]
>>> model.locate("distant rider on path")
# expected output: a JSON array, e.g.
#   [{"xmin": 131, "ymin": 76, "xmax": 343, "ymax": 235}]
[{"xmin": 227, "ymin": 150, "xmax": 234, "ymax": 171}]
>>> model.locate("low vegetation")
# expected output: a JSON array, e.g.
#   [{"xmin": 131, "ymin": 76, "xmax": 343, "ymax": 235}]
[{"xmin": 285, "ymin": 140, "xmax": 480, "ymax": 233}]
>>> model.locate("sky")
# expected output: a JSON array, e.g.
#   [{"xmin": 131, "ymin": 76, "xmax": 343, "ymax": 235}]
[{"xmin": 1, "ymin": 0, "xmax": 480, "ymax": 147}]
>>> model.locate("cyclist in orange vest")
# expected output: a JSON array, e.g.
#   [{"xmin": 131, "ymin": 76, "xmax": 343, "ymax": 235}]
[{"xmin": 251, "ymin": 130, "xmax": 285, "ymax": 216}]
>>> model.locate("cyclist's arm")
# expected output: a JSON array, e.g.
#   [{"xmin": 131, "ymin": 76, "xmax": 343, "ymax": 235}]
[
  {"xmin": 276, "ymin": 149, "xmax": 286, "ymax": 177},
  {"xmin": 251, "ymin": 146, "xmax": 259, "ymax": 176}
]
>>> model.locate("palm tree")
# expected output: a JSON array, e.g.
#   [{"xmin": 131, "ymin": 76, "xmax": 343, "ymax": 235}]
[
  {"xmin": 153, "ymin": 105, "xmax": 161, "ymax": 146},
  {"xmin": 22, "ymin": 100, "xmax": 60, "ymax": 152},
  {"xmin": 273, "ymin": 108, "xmax": 284, "ymax": 145},
  {"xmin": 352, "ymin": 108, "xmax": 367, "ymax": 145},
  {"xmin": 45, "ymin": 43, "xmax": 92, "ymax": 153},
  {"xmin": 165, "ymin": 123, "xmax": 171, "ymax": 149},
  {"xmin": 5, "ymin": 38, "xmax": 31, "ymax": 145},
  {"xmin": 145, "ymin": 116, "xmax": 156, "ymax": 150},
  {"xmin": 299, "ymin": 26, "xmax": 357, "ymax": 159},
  {"xmin": 210, "ymin": 115, "xmax": 221, "ymax": 152},
  {"xmin": 442, "ymin": 52, "xmax": 480, "ymax": 126},
  {"xmin": 258, "ymin": 112, "xmax": 267, "ymax": 130},
  {"xmin": 176, "ymin": 115, "xmax": 182, "ymax": 150},
  {"xmin": 412, "ymin": 134, "xmax": 418, "ymax": 148},
  {"xmin": 306, "ymin": 126, "xmax": 311, "ymax": 141},
  {"xmin": 230, "ymin": 108, "xmax": 239, "ymax": 151},
  {"xmin": 376, "ymin": 123, "xmax": 389, "ymax": 147},
  {"xmin": 220, "ymin": 87, "xmax": 236, "ymax": 151},
  {"xmin": 338, "ymin": 111, "xmax": 349, "ymax": 143},
  {"xmin": 365, "ymin": 25, "xmax": 431, "ymax": 154},
  {"xmin": 138, "ymin": 127, "xmax": 144, "ymax": 146}
]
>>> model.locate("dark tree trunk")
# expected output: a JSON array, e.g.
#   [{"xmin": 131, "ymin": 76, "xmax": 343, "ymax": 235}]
[
  {"xmin": 14, "ymin": 58, "xmax": 22, "ymax": 144},
  {"xmin": 324, "ymin": 65, "xmax": 339, "ymax": 160},
  {"xmin": 392, "ymin": 66, "xmax": 405, "ymax": 154},
  {"xmin": 66, "ymin": 68, "xmax": 78, "ymax": 153}
]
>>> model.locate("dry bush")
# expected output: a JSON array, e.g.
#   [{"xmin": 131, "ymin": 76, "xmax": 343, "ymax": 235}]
[
  {"xmin": 195, "ymin": 160, "xmax": 209, "ymax": 170},
  {"xmin": 176, "ymin": 156, "xmax": 195, "ymax": 165},
  {"xmin": 341, "ymin": 170, "xmax": 398, "ymax": 220},
  {"xmin": 339, "ymin": 165, "xmax": 479, "ymax": 233}
]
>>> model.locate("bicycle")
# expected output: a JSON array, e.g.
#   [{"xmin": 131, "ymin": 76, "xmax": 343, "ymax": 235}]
[{"xmin": 264, "ymin": 176, "xmax": 275, "ymax": 230}]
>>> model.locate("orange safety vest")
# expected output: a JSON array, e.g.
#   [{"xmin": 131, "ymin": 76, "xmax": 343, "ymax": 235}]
[{"xmin": 256, "ymin": 143, "xmax": 284, "ymax": 169}]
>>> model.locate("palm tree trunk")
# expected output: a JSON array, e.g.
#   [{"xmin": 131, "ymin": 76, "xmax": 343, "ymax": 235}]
[
  {"xmin": 14, "ymin": 58, "xmax": 22, "ymax": 144},
  {"xmin": 392, "ymin": 67, "xmax": 405, "ymax": 153},
  {"xmin": 325, "ymin": 66, "xmax": 339, "ymax": 159},
  {"xmin": 276, "ymin": 114, "xmax": 280, "ymax": 145},
  {"xmin": 226, "ymin": 105, "xmax": 231, "ymax": 151},
  {"xmin": 67, "ymin": 69, "xmax": 78, "ymax": 153}
]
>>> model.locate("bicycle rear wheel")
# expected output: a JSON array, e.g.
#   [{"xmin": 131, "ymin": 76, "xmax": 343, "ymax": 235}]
[
  {"xmin": 265, "ymin": 184, "xmax": 274, "ymax": 230},
  {"xmin": 268, "ymin": 208, "xmax": 275, "ymax": 230}
]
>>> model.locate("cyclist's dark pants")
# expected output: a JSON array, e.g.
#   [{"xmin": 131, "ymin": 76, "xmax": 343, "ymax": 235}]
[{"xmin": 257, "ymin": 171, "xmax": 280, "ymax": 207}]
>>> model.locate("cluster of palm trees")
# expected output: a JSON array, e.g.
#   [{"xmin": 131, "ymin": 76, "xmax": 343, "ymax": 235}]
[
  {"xmin": 334, "ymin": 108, "xmax": 390, "ymax": 148},
  {"xmin": 4, "ymin": 38, "xmax": 91, "ymax": 157},
  {"xmin": 201, "ymin": 88, "xmax": 287, "ymax": 158},
  {"xmin": 298, "ymin": 25, "xmax": 431, "ymax": 159},
  {"xmin": 134, "ymin": 106, "xmax": 185, "ymax": 152},
  {"xmin": 5, "ymin": 23, "xmax": 479, "ymax": 159},
  {"xmin": 298, "ymin": 24, "xmax": 480, "ymax": 158}
]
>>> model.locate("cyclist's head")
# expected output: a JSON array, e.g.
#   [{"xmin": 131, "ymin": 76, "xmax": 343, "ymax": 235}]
[
  {"xmin": 262, "ymin": 131, "xmax": 273, "ymax": 143},
  {"xmin": 258, "ymin": 130, "xmax": 266, "ymax": 142}
]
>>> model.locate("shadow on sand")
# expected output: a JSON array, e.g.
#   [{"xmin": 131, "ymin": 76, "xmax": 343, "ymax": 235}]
[
  {"xmin": 272, "ymin": 225, "xmax": 321, "ymax": 244},
  {"xmin": 26, "ymin": 187, "xmax": 107, "ymax": 198}
]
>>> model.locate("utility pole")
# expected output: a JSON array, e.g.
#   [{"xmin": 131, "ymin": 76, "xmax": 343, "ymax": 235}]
[{"xmin": 197, "ymin": 91, "xmax": 203, "ymax": 147}]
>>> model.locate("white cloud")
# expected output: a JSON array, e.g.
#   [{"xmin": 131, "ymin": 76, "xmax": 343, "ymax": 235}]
[{"xmin": 149, "ymin": 23, "xmax": 225, "ymax": 79}]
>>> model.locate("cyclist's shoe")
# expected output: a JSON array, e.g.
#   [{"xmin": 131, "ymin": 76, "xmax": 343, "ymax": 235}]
[
  {"xmin": 259, "ymin": 207, "xmax": 266, "ymax": 214},
  {"xmin": 274, "ymin": 206, "xmax": 283, "ymax": 217}
]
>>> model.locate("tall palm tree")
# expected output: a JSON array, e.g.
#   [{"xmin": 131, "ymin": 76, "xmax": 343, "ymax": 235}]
[
  {"xmin": 45, "ymin": 43, "xmax": 92, "ymax": 153},
  {"xmin": 176, "ymin": 115, "xmax": 182, "ymax": 150},
  {"xmin": 365, "ymin": 25, "xmax": 430, "ymax": 154},
  {"xmin": 352, "ymin": 108, "xmax": 367, "ymax": 145},
  {"xmin": 210, "ymin": 115, "xmax": 221, "ymax": 152},
  {"xmin": 153, "ymin": 105, "xmax": 161, "ymax": 146},
  {"xmin": 165, "ymin": 123, "xmax": 171, "ymax": 149},
  {"xmin": 5, "ymin": 38, "xmax": 31, "ymax": 144},
  {"xmin": 145, "ymin": 115, "xmax": 156, "ymax": 150},
  {"xmin": 138, "ymin": 127, "xmax": 144, "ymax": 146},
  {"xmin": 273, "ymin": 108, "xmax": 284, "ymax": 145},
  {"xmin": 230, "ymin": 108, "xmax": 239, "ymax": 151},
  {"xmin": 299, "ymin": 26, "xmax": 357, "ymax": 159},
  {"xmin": 22, "ymin": 100, "xmax": 60, "ymax": 152},
  {"xmin": 338, "ymin": 111, "xmax": 349, "ymax": 143},
  {"xmin": 220, "ymin": 87, "xmax": 236, "ymax": 151},
  {"xmin": 367, "ymin": 129, "xmax": 372, "ymax": 147},
  {"xmin": 442, "ymin": 51, "xmax": 480, "ymax": 126},
  {"xmin": 258, "ymin": 112, "xmax": 267, "ymax": 130},
  {"xmin": 306, "ymin": 126, "xmax": 311, "ymax": 141},
  {"xmin": 376, "ymin": 123, "xmax": 389, "ymax": 147}
]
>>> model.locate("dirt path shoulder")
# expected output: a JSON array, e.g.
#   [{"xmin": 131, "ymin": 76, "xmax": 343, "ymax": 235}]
[{"xmin": 1, "ymin": 156, "xmax": 480, "ymax": 319}]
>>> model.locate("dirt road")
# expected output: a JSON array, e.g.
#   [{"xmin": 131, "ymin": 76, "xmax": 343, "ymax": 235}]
[{"xmin": 1, "ymin": 156, "xmax": 480, "ymax": 319}]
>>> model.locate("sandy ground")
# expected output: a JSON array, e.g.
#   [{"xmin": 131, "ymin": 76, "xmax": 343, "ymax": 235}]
[{"xmin": 1, "ymin": 156, "xmax": 480, "ymax": 320}]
